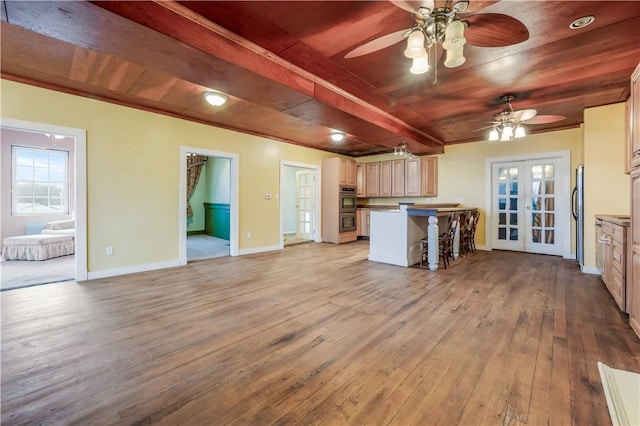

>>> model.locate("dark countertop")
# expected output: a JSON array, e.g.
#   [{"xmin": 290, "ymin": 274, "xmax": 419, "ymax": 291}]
[
  {"xmin": 358, "ymin": 203, "xmax": 459, "ymax": 210},
  {"xmin": 596, "ymin": 214, "xmax": 631, "ymax": 227}
]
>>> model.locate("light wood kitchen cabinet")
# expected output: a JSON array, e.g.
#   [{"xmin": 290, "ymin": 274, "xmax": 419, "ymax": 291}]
[
  {"xmin": 630, "ymin": 64, "xmax": 640, "ymax": 170},
  {"xmin": 392, "ymin": 159, "xmax": 405, "ymax": 197},
  {"xmin": 599, "ymin": 219, "xmax": 629, "ymax": 312},
  {"xmin": 379, "ymin": 161, "xmax": 392, "ymax": 197},
  {"xmin": 339, "ymin": 158, "xmax": 356, "ymax": 186},
  {"xmin": 405, "ymin": 157, "xmax": 438, "ymax": 197},
  {"xmin": 356, "ymin": 164, "xmax": 366, "ymax": 197},
  {"xmin": 630, "ymin": 168, "xmax": 640, "ymax": 337},
  {"xmin": 405, "ymin": 158, "xmax": 421, "ymax": 196},
  {"xmin": 356, "ymin": 208, "xmax": 370, "ymax": 237},
  {"xmin": 365, "ymin": 163, "xmax": 380, "ymax": 197},
  {"xmin": 420, "ymin": 157, "xmax": 438, "ymax": 197}
]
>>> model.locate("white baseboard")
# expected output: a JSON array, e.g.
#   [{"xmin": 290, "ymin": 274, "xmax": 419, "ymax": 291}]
[
  {"xmin": 581, "ymin": 265, "xmax": 600, "ymax": 275},
  {"xmin": 86, "ymin": 259, "xmax": 180, "ymax": 280},
  {"xmin": 238, "ymin": 245, "xmax": 282, "ymax": 256},
  {"xmin": 368, "ymin": 254, "xmax": 409, "ymax": 267}
]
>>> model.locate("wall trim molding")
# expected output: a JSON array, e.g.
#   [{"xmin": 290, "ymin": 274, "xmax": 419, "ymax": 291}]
[
  {"xmin": 87, "ymin": 260, "xmax": 180, "ymax": 281},
  {"xmin": 238, "ymin": 245, "xmax": 281, "ymax": 256}
]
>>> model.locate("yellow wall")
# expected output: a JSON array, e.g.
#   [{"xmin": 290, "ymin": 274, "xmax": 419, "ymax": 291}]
[
  {"xmin": 356, "ymin": 104, "xmax": 628, "ymax": 271},
  {"xmin": 1, "ymin": 79, "xmax": 628, "ymax": 275},
  {"xmin": 1, "ymin": 80, "xmax": 336, "ymax": 273},
  {"xmin": 358, "ymin": 128, "xmax": 583, "ymax": 252},
  {"xmin": 583, "ymin": 103, "xmax": 630, "ymax": 268}
]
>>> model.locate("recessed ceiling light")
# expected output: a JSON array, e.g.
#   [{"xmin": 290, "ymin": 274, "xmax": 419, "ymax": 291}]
[
  {"xmin": 203, "ymin": 91, "xmax": 229, "ymax": 106},
  {"xmin": 570, "ymin": 15, "xmax": 595, "ymax": 30},
  {"xmin": 330, "ymin": 132, "xmax": 345, "ymax": 142}
]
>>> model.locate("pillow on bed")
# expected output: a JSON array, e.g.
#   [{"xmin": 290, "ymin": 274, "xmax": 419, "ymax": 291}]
[{"xmin": 43, "ymin": 219, "xmax": 75, "ymax": 230}]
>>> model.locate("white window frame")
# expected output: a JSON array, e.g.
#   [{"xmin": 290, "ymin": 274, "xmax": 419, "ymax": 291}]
[{"xmin": 11, "ymin": 145, "xmax": 70, "ymax": 216}]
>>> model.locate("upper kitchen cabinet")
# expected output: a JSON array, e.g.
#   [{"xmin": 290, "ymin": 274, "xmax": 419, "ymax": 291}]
[
  {"xmin": 365, "ymin": 163, "xmax": 380, "ymax": 197},
  {"xmin": 339, "ymin": 158, "xmax": 357, "ymax": 186},
  {"xmin": 405, "ymin": 157, "xmax": 438, "ymax": 197},
  {"xmin": 356, "ymin": 164, "xmax": 366, "ymax": 197},
  {"xmin": 392, "ymin": 159, "xmax": 406, "ymax": 197}
]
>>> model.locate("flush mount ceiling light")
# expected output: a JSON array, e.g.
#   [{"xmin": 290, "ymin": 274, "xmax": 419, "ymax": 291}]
[
  {"xmin": 570, "ymin": 15, "xmax": 596, "ymax": 30},
  {"xmin": 329, "ymin": 132, "xmax": 345, "ymax": 142},
  {"xmin": 203, "ymin": 91, "xmax": 229, "ymax": 107}
]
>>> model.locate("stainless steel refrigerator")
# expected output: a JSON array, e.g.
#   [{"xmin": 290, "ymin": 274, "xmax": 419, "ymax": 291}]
[{"xmin": 572, "ymin": 164, "xmax": 584, "ymax": 269}]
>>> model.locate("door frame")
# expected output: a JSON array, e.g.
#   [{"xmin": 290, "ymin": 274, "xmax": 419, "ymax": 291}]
[
  {"xmin": 279, "ymin": 160, "xmax": 321, "ymax": 249},
  {"xmin": 485, "ymin": 150, "xmax": 572, "ymax": 259},
  {"xmin": 1, "ymin": 117, "xmax": 88, "ymax": 280},
  {"xmin": 179, "ymin": 146, "xmax": 239, "ymax": 265}
]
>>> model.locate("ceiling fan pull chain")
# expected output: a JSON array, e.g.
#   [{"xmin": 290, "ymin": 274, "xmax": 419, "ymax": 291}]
[{"xmin": 433, "ymin": 45, "xmax": 439, "ymax": 85}]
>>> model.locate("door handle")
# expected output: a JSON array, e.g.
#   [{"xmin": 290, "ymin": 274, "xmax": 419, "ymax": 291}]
[{"xmin": 526, "ymin": 205, "xmax": 532, "ymax": 210}]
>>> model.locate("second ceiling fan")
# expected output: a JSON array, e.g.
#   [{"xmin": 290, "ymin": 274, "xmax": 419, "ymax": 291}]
[{"xmin": 345, "ymin": 0, "xmax": 529, "ymax": 75}]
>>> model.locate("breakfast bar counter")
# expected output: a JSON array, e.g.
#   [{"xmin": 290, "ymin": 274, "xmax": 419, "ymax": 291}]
[{"xmin": 368, "ymin": 204, "xmax": 478, "ymax": 270}]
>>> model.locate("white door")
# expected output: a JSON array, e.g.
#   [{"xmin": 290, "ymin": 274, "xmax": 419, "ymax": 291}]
[
  {"xmin": 492, "ymin": 158, "xmax": 564, "ymax": 256},
  {"xmin": 295, "ymin": 170, "xmax": 315, "ymax": 240}
]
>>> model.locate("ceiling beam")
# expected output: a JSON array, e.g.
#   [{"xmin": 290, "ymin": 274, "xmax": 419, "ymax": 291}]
[{"xmin": 91, "ymin": 0, "xmax": 444, "ymax": 153}]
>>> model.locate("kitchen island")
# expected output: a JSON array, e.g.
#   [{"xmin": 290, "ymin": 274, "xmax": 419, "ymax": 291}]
[{"xmin": 368, "ymin": 203, "xmax": 478, "ymax": 270}]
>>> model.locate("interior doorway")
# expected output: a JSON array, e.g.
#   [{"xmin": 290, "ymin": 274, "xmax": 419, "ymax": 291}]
[
  {"xmin": 485, "ymin": 151, "xmax": 571, "ymax": 257},
  {"xmin": 1, "ymin": 118, "xmax": 87, "ymax": 289},
  {"xmin": 185, "ymin": 153, "xmax": 231, "ymax": 261},
  {"xmin": 280, "ymin": 161, "xmax": 321, "ymax": 248},
  {"xmin": 179, "ymin": 146, "xmax": 239, "ymax": 265}
]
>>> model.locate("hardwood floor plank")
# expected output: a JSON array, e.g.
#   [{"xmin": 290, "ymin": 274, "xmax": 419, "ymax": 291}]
[{"xmin": 1, "ymin": 242, "xmax": 638, "ymax": 425}]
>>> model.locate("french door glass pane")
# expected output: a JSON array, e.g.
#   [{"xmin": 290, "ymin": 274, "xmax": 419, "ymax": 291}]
[
  {"xmin": 530, "ymin": 163, "xmax": 555, "ymax": 245},
  {"xmin": 497, "ymin": 166, "xmax": 519, "ymax": 241}
]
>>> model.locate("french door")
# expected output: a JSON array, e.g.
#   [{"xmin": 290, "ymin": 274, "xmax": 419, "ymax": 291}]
[
  {"xmin": 492, "ymin": 157, "xmax": 565, "ymax": 256},
  {"xmin": 295, "ymin": 170, "xmax": 315, "ymax": 240}
]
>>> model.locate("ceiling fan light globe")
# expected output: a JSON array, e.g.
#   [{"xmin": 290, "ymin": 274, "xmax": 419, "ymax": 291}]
[
  {"xmin": 502, "ymin": 125, "xmax": 513, "ymax": 138},
  {"xmin": 444, "ymin": 46, "xmax": 465, "ymax": 68},
  {"xmin": 489, "ymin": 129, "xmax": 500, "ymax": 141},
  {"xmin": 442, "ymin": 20, "xmax": 466, "ymax": 50},
  {"xmin": 410, "ymin": 52, "xmax": 431, "ymax": 74},
  {"xmin": 500, "ymin": 132, "xmax": 511, "ymax": 142},
  {"xmin": 514, "ymin": 126, "xmax": 526, "ymax": 138},
  {"xmin": 404, "ymin": 30, "xmax": 426, "ymax": 58}
]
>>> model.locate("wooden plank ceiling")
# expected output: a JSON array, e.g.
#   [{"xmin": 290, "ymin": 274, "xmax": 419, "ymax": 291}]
[{"xmin": 1, "ymin": 1, "xmax": 639, "ymax": 156}]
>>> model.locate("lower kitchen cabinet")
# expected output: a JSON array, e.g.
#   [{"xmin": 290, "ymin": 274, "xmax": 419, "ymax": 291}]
[
  {"xmin": 357, "ymin": 208, "xmax": 370, "ymax": 238},
  {"xmin": 598, "ymin": 217, "xmax": 630, "ymax": 313}
]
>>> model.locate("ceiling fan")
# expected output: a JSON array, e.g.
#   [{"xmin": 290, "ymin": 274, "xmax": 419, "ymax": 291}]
[
  {"xmin": 345, "ymin": 0, "xmax": 529, "ymax": 76},
  {"xmin": 485, "ymin": 95, "xmax": 567, "ymax": 141}
]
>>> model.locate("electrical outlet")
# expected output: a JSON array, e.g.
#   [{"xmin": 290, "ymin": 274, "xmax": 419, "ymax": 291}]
[
  {"xmin": 247, "ymin": 232, "xmax": 252, "ymax": 239},
  {"xmin": 106, "ymin": 246, "xmax": 114, "ymax": 256}
]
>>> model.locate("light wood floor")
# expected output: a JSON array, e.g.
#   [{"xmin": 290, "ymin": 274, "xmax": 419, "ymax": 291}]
[{"xmin": 1, "ymin": 241, "xmax": 639, "ymax": 425}]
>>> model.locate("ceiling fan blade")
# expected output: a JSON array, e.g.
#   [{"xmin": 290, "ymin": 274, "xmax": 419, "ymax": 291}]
[
  {"xmin": 345, "ymin": 29, "xmax": 408, "ymax": 58},
  {"xmin": 524, "ymin": 115, "xmax": 567, "ymax": 125},
  {"xmin": 473, "ymin": 124, "xmax": 499, "ymax": 132},
  {"xmin": 389, "ymin": 0, "xmax": 434, "ymax": 14},
  {"xmin": 464, "ymin": 13, "xmax": 529, "ymax": 47},
  {"xmin": 512, "ymin": 109, "xmax": 537, "ymax": 122},
  {"xmin": 463, "ymin": 1, "xmax": 501, "ymax": 14}
]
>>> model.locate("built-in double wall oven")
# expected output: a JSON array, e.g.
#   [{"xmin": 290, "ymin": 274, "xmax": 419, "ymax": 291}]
[{"xmin": 339, "ymin": 186, "xmax": 357, "ymax": 233}]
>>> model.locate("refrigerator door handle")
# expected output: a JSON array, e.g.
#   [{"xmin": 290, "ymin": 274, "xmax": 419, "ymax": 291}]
[{"xmin": 571, "ymin": 186, "xmax": 578, "ymax": 220}]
